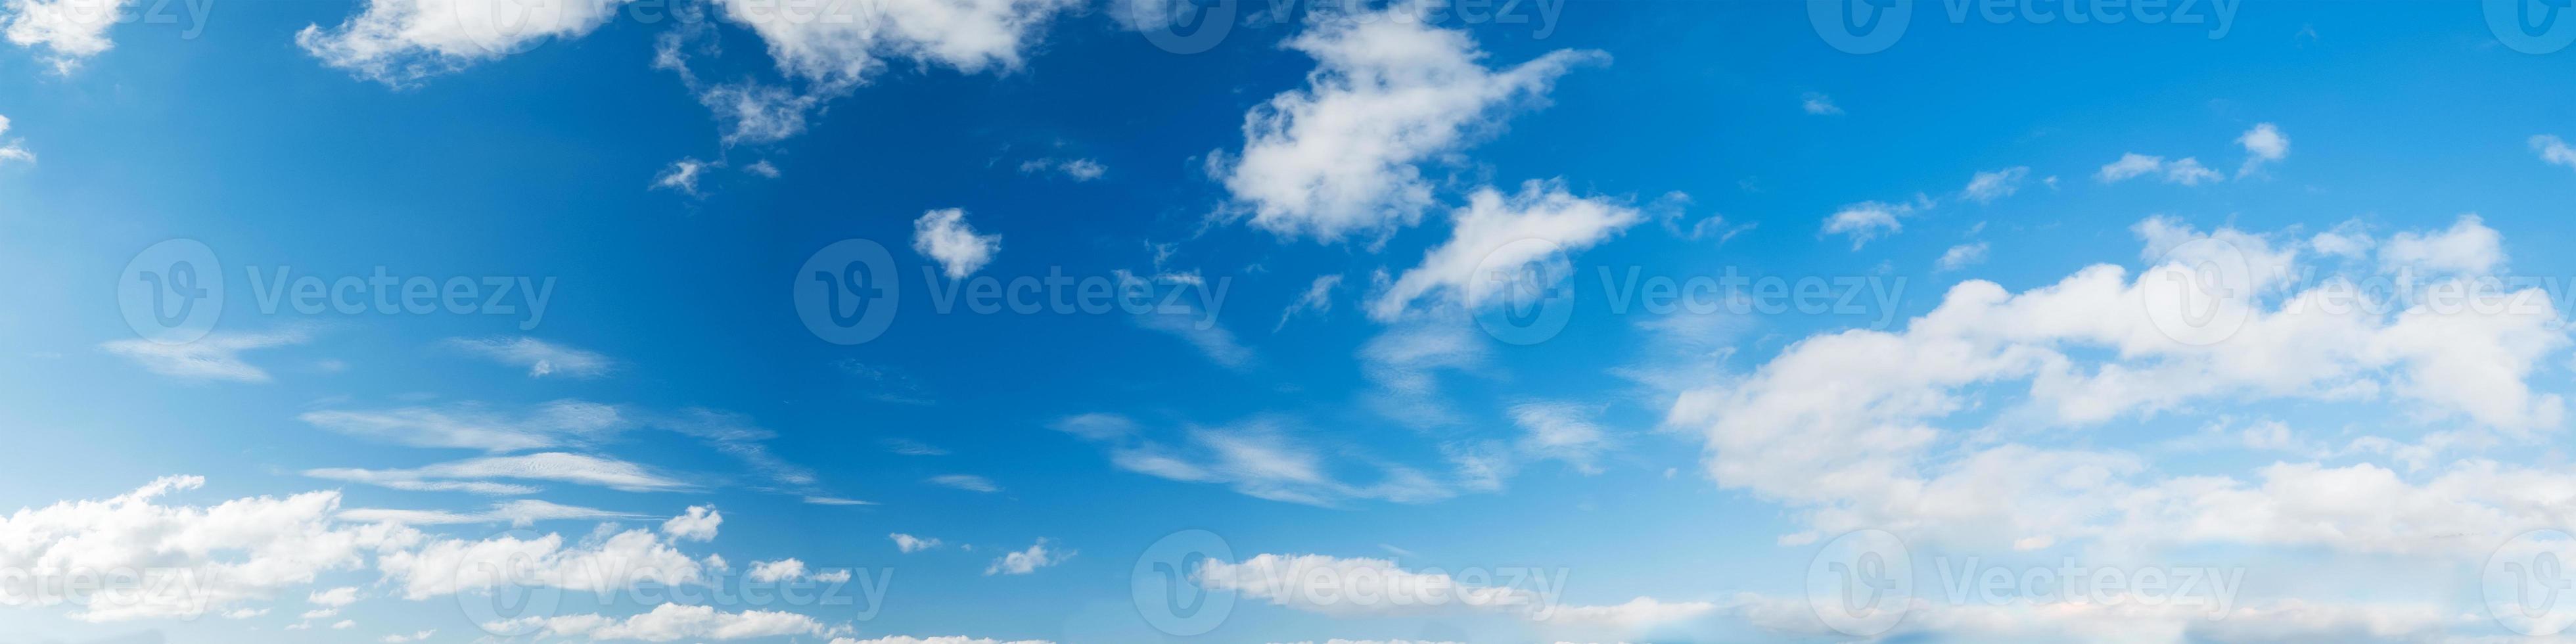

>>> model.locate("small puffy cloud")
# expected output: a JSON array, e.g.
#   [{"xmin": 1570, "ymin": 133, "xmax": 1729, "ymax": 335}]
[
  {"xmin": 1800, "ymin": 91, "xmax": 1842, "ymax": 115},
  {"xmin": 984, "ymin": 538, "xmax": 1069, "ymax": 575},
  {"xmin": 4, "ymin": 0, "xmax": 125, "ymax": 73},
  {"xmin": 912, "ymin": 208, "xmax": 1000, "ymax": 279},
  {"xmin": 0, "ymin": 114, "xmax": 31, "ymax": 164},
  {"xmin": 2236, "ymin": 122, "xmax": 2289, "ymax": 177},
  {"xmin": 1820, "ymin": 200, "xmax": 1914, "ymax": 249},
  {"xmin": 1220, "ymin": 10, "xmax": 1606, "ymax": 242},
  {"xmin": 1937, "ymin": 242, "xmax": 1990, "ymax": 271},
  {"xmin": 1960, "ymin": 166, "xmax": 2029, "ymax": 204},
  {"xmin": 662, "ymin": 505, "xmax": 722, "ymax": 541},
  {"xmin": 926, "ymin": 474, "xmax": 1000, "ymax": 493},
  {"xmin": 381, "ymin": 630, "xmax": 436, "ymax": 643},
  {"xmin": 2380, "ymin": 214, "xmax": 2504, "ymax": 275},
  {"xmin": 707, "ymin": 0, "xmax": 1078, "ymax": 88},
  {"xmin": 2531, "ymin": 134, "xmax": 2576, "ymax": 171},
  {"xmin": 747, "ymin": 558, "xmax": 808, "ymax": 582},
  {"xmin": 298, "ymin": 0, "xmax": 628, "ymax": 86},
  {"xmin": 445, "ymin": 336, "xmax": 613, "ymax": 379},
  {"xmin": 889, "ymin": 533, "xmax": 944, "ymax": 553},
  {"xmin": 101, "ymin": 328, "xmax": 311, "ymax": 383},
  {"xmin": 1371, "ymin": 179, "xmax": 1643, "ymax": 318},
  {"xmin": 306, "ymin": 587, "xmax": 361, "ymax": 607}
]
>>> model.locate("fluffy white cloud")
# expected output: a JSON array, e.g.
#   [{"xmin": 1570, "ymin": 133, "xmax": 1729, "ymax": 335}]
[
  {"xmin": 983, "ymin": 538, "xmax": 1067, "ymax": 575},
  {"xmin": 1220, "ymin": 9, "xmax": 1605, "ymax": 241},
  {"xmin": 651, "ymin": 158, "xmax": 709, "ymax": 196},
  {"xmin": 747, "ymin": 558, "xmax": 807, "ymax": 582},
  {"xmin": 489, "ymin": 603, "xmax": 829, "ymax": 641},
  {"xmin": 298, "ymin": 0, "xmax": 630, "ymax": 85},
  {"xmin": 0, "ymin": 476, "xmax": 419, "ymax": 622},
  {"xmin": 660, "ymin": 505, "xmax": 721, "ymax": 541},
  {"xmin": 0, "ymin": 114, "xmax": 31, "ymax": 164},
  {"xmin": 4, "ymin": 0, "xmax": 127, "ymax": 72},
  {"xmin": 379, "ymin": 526, "xmax": 702, "ymax": 599},
  {"xmin": 912, "ymin": 208, "xmax": 1000, "ymax": 279},
  {"xmin": 889, "ymin": 533, "xmax": 942, "ymax": 553},
  {"xmin": 100, "ymin": 328, "xmax": 311, "ymax": 383},
  {"xmin": 1820, "ymin": 200, "xmax": 1914, "ymax": 249},
  {"xmin": 1800, "ymin": 91, "xmax": 1841, "ymax": 115},
  {"xmin": 1936, "ymin": 242, "xmax": 1990, "ymax": 271},
  {"xmin": 1200, "ymin": 553, "xmax": 1712, "ymax": 626},
  {"xmin": 2235, "ymin": 122, "xmax": 2288, "ymax": 177},
  {"xmin": 297, "ymin": 399, "xmax": 625, "ymax": 452},
  {"xmin": 1371, "ymin": 179, "xmax": 1642, "ymax": 319},
  {"xmin": 709, "ymin": 0, "xmax": 1076, "ymax": 89},
  {"xmin": 2378, "ymin": 214, "xmax": 2504, "ymax": 275},
  {"xmin": 2532, "ymin": 133, "xmax": 2576, "ymax": 172},
  {"xmin": 445, "ymin": 336, "xmax": 614, "ymax": 379},
  {"xmin": 306, "ymin": 452, "xmax": 691, "ymax": 493},
  {"xmin": 1670, "ymin": 216, "xmax": 2569, "ymax": 553}
]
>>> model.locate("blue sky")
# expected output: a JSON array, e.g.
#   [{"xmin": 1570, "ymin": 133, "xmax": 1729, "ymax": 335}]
[{"xmin": 13, "ymin": 0, "xmax": 2576, "ymax": 643}]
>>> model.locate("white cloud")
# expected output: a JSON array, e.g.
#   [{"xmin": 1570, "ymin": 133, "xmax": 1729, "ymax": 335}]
[
  {"xmin": 889, "ymin": 533, "xmax": 944, "ymax": 553},
  {"xmin": 1220, "ymin": 10, "xmax": 1606, "ymax": 241},
  {"xmin": 926, "ymin": 474, "xmax": 1000, "ymax": 493},
  {"xmin": 380, "ymin": 526, "xmax": 702, "ymax": 599},
  {"xmin": 2096, "ymin": 152, "xmax": 2224, "ymax": 185},
  {"xmin": 1069, "ymin": 414, "xmax": 1462, "ymax": 507},
  {"xmin": 747, "ymin": 558, "xmax": 807, "ymax": 582},
  {"xmin": 2533, "ymin": 133, "xmax": 2576, "ymax": 172},
  {"xmin": 709, "ymin": 0, "xmax": 1077, "ymax": 89},
  {"xmin": 2236, "ymin": 122, "xmax": 2288, "ymax": 177},
  {"xmin": 1507, "ymin": 402, "xmax": 1611, "ymax": 474},
  {"xmin": 445, "ymin": 336, "xmax": 614, "ymax": 378},
  {"xmin": 661, "ymin": 505, "xmax": 721, "ymax": 541},
  {"xmin": 912, "ymin": 208, "xmax": 1000, "ymax": 279},
  {"xmin": 4, "ymin": 0, "xmax": 128, "ymax": 73},
  {"xmin": 1200, "ymin": 553, "xmax": 1713, "ymax": 626},
  {"xmin": 1668, "ymin": 216, "xmax": 2570, "ymax": 553},
  {"xmin": 1937, "ymin": 241, "xmax": 1990, "ymax": 271},
  {"xmin": 1372, "ymin": 180, "xmax": 1642, "ymax": 319},
  {"xmin": 983, "ymin": 538, "xmax": 1068, "ymax": 575},
  {"xmin": 1800, "ymin": 91, "xmax": 1841, "ymax": 115},
  {"xmin": 297, "ymin": 0, "xmax": 629, "ymax": 86},
  {"xmin": 297, "ymin": 399, "xmax": 625, "ymax": 452},
  {"xmin": 487, "ymin": 603, "xmax": 828, "ymax": 641},
  {"xmin": 0, "ymin": 476, "xmax": 420, "ymax": 622},
  {"xmin": 0, "ymin": 114, "xmax": 31, "ymax": 164},
  {"xmin": 2378, "ymin": 214, "xmax": 2504, "ymax": 275},
  {"xmin": 652, "ymin": 158, "xmax": 709, "ymax": 196},
  {"xmin": 829, "ymin": 637, "xmax": 1055, "ymax": 644},
  {"xmin": 306, "ymin": 586, "xmax": 361, "ymax": 607},
  {"xmin": 1018, "ymin": 157, "xmax": 1105, "ymax": 181},
  {"xmin": 305, "ymin": 452, "xmax": 692, "ymax": 493},
  {"xmin": 101, "ymin": 328, "xmax": 311, "ymax": 383},
  {"xmin": 380, "ymin": 630, "xmax": 436, "ymax": 643},
  {"xmin": 336, "ymin": 499, "xmax": 642, "ymax": 526},
  {"xmin": 1276, "ymin": 273, "xmax": 1343, "ymax": 331},
  {"xmin": 1960, "ymin": 166, "xmax": 2029, "ymax": 204},
  {"xmin": 1820, "ymin": 200, "xmax": 1914, "ymax": 249}
]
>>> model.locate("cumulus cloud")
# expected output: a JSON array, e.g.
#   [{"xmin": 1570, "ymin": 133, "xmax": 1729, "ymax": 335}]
[
  {"xmin": 2235, "ymin": 122, "xmax": 2288, "ymax": 177},
  {"xmin": 1820, "ymin": 200, "xmax": 1916, "ymax": 249},
  {"xmin": 660, "ymin": 505, "xmax": 721, "ymax": 541},
  {"xmin": 748, "ymin": 558, "xmax": 808, "ymax": 582},
  {"xmin": 1200, "ymin": 553, "xmax": 1713, "ymax": 626},
  {"xmin": 101, "ymin": 328, "xmax": 311, "ymax": 383},
  {"xmin": 1220, "ymin": 9, "xmax": 1605, "ymax": 241},
  {"xmin": 889, "ymin": 533, "xmax": 944, "ymax": 553},
  {"xmin": 983, "ymin": 538, "xmax": 1068, "ymax": 575},
  {"xmin": 486, "ymin": 603, "xmax": 828, "ymax": 641},
  {"xmin": 0, "ymin": 114, "xmax": 31, "ymax": 164},
  {"xmin": 0, "ymin": 476, "xmax": 420, "ymax": 621},
  {"xmin": 445, "ymin": 336, "xmax": 614, "ymax": 378},
  {"xmin": 380, "ymin": 526, "xmax": 703, "ymax": 599},
  {"xmin": 4, "ymin": 0, "xmax": 128, "ymax": 73},
  {"xmin": 1371, "ymin": 179, "xmax": 1642, "ymax": 319},
  {"xmin": 912, "ymin": 208, "xmax": 1000, "ymax": 279},
  {"xmin": 297, "ymin": 0, "xmax": 628, "ymax": 86}
]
